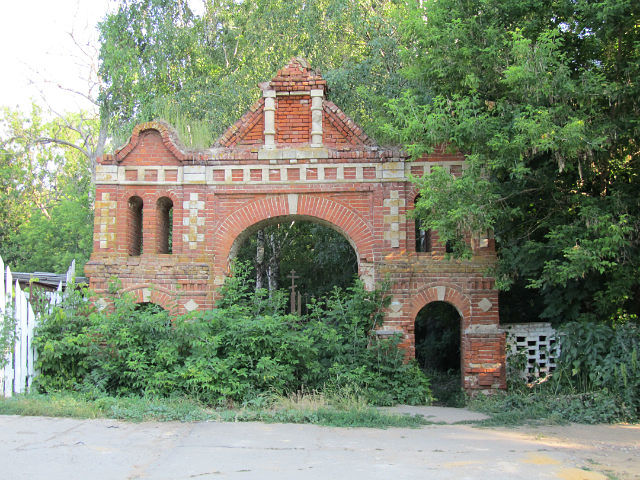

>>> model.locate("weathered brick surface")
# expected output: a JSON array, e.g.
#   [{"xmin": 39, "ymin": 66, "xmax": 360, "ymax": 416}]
[{"xmin": 86, "ymin": 59, "xmax": 506, "ymax": 391}]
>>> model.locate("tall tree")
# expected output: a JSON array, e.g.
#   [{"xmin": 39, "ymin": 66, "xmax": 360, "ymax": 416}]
[
  {"xmin": 98, "ymin": 0, "xmax": 407, "ymax": 146},
  {"xmin": 0, "ymin": 105, "xmax": 95, "ymax": 273},
  {"xmin": 387, "ymin": 0, "xmax": 640, "ymax": 323}
]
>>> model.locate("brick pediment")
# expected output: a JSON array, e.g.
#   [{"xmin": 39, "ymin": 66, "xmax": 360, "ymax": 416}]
[
  {"xmin": 322, "ymin": 101, "xmax": 375, "ymax": 147},
  {"xmin": 111, "ymin": 121, "xmax": 190, "ymax": 165},
  {"xmin": 216, "ymin": 58, "xmax": 376, "ymax": 150},
  {"xmin": 216, "ymin": 99, "xmax": 265, "ymax": 148}
]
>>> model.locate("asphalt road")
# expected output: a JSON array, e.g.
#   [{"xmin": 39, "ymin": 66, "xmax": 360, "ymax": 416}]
[{"xmin": 1, "ymin": 410, "xmax": 638, "ymax": 479}]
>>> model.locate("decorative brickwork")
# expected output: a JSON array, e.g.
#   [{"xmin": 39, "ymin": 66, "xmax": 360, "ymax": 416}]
[{"xmin": 86, "ymin": 59, "xmax": 506, "ymax": 392}]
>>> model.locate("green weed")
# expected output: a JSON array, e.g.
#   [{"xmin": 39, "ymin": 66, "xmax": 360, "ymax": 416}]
[{"xmin": 0, "ymin": 392, "xmax": 428, "ymax": 429}]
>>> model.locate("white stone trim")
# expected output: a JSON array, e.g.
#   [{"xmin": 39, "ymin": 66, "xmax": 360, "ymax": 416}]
[
  {"xmin": 287, "ymin": 194, "xmax": 299, "ymax": 214},
  {"xmin": 258, "ymin": 147, "xmax": 329, "ymax": 160},
  {"xmin": 263, "ymin": 89, "xmax": 276, "ymax": 149},
  {"xmin": 96, "ymin": 161, "xmax": 466, "ymax": 187},
  {"xmin": 310, "ymin": 89, "xmax": 324, "ymax": 147}
]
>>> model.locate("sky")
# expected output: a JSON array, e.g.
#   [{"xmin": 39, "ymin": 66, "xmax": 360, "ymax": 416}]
[
  {"xmin": 0, "ymin": 0, "xmax": 112, "ymax": 114},
  {"xmin": 0, "ymin": 0, "xmax": 204, "ymax": 116}
]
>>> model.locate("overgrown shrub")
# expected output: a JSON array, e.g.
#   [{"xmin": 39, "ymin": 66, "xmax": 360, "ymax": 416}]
[
  {"xmin": 554, "ymin": 320, "xmax": 639, "ymax": 421},
  {"xmin": 33, "ymin": 266, "xmax": 433, "ymax": 407},
  {"xmin": 480, "ymin": 319, "xmax": 640, "ymax": 424}
]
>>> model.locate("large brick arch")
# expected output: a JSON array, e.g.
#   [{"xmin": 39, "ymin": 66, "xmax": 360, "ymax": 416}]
[{"xmin": 213, "ymin": 194, "xmax": 375, "ymax": 267}]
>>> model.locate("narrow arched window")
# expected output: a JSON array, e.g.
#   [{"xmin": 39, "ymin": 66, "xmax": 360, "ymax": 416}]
[
  {"xmin": 414, "ymin": 195, "xmax": 431, "ymax": 253},
  {"xmin": 128, "ymin": 196, "xmax": 143, "ymax": 256},
  {"xmin": 156, "ymin": 196, "xmax": 173, "ymax": 254},
  {"xmin": 416, "ymin": 224, "xmax": 432, "ymax": 253}
]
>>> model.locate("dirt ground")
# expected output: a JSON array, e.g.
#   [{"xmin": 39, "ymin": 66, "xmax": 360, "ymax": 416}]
[
  {"xmin": 0, "ymin": 411, "xmax": 638, "ymax": 479},
  {"xmin": 508, "ymin": 423, "xmax": 640, "ymax": 480}
]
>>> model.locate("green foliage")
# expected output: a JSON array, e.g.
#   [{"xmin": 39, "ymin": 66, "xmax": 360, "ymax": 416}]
[
  {"xmin": 98, "ymin": 0, "xmax": 408, "ymax": 146},
  {"xmin": 475, "ymin": 320, "xmax": 640, "ymax": 424},
  {"xmin": 34, "ymin": 266, "xmax": 433, "ymax": 407},
  {"xmin": 0, "ymin": 391, "xmax": 429, "ymax": 428},
  {"xmin": 236, "ymin": 221, "xmax": 359, "ymax": 300},
  {"xmin": 387, "ymin": 0, "xmax": 640, "ymax": 324},
  {"xmin": 555, "ymin": 320, "xmax": 639, "ymax": 420},
  {"xmin": 470, "ymin": 389, "xmax": 627, "ymax": 426},
  {"xmin": 33, "ymin": 284, "xmax": 96, "ymax": 392},
  {"xmin": 0, "ymin": 105, "xmax": 95, "ymax": 273}
]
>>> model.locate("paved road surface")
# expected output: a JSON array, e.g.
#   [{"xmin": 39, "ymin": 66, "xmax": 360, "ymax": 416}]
[{"xmin": 1, "ymin": 410, "xmax": 638, "ymax": 479}]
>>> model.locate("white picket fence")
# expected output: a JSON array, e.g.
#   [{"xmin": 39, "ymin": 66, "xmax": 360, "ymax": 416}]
[{"xmin": 0, "ymin": 256, "xmax": 75, "ymax": 397}]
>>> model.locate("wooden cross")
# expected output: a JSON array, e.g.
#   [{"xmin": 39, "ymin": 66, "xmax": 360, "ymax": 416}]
[
  {"xmin": 287, "ymin": 270, "xmax": 301, "ymax": 315},
  {"xmin": 287, "ymin": 269, "xmax": 300, "ymax": 292}
]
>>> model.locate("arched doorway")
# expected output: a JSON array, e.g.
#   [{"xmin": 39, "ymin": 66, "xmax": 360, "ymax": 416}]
[{"xmin": 414, "ymin": 301, "xmax": 464, "ymax": 406}]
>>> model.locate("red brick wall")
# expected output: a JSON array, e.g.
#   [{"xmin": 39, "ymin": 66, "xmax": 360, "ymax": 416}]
[
  {"xmin": 323, "ymin": 114, "xmax": 352, "ymax": 146},
  {"xmin": 120, "ymin": 130, "xmax": 182, "ymax": 166},
  {"xmin": 236, "ymin": 115, "xmax": 264, "ymax": 146},
  {"xmin": 276, "ymin": 96, "xmax": 310, "ymax": 144}
]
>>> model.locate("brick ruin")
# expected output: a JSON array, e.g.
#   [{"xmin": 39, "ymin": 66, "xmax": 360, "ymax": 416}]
[{"xmin": 85, "ymin": 59, "xmax": 506, "ymax": 391}]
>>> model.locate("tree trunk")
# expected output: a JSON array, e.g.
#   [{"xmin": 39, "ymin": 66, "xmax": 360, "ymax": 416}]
[
  {"xmin": 267, "ymin": 231, "xmax": 281, "ymax": 292},
  {"xmin": 255, "ymin": 229, "xmax": 266, "ymax": 290}
]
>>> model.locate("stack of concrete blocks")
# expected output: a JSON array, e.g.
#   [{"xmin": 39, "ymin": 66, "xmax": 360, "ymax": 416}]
[{"xmin": 504, "ymin": 322, "xmax": 559, "ymax": 381}]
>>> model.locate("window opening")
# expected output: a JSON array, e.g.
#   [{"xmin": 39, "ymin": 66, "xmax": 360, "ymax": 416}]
[
  {"xmin": 414, "ymin": 195, "xmax": 431, "ymax": 252},
  {"xmin": 156, "ymin": 197, "xmax": 174, "ymax": 254},
  {"xmin": 128, "ymin": 196, "xmax": 143, "ymax": 256}
]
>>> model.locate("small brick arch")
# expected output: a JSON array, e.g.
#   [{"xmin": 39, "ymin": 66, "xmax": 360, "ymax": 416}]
[
  {"xmin": 114, "ymin": 122, "xmax": 190, "ymax": 163},
  {"xmin": 411, "ymin": 283, "xmax": 471, "ymax": 321},
  {"xmin": 122, "ymin": 285, "xmax": 179, "ymax": 315},
  {"xmin": 213, "ymin": 194, "xmax": 375, "ymax": 267}
]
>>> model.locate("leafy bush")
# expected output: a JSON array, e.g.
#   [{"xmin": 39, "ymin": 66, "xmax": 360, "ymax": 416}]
[
  {"xmin": 33, "ymin": 266, "xmax": 433, "ymax": 407},
  {"xmin": 476, "ymin": 319, "xmax": 640, "ymax": 424},
  {"xmin": 470, "ymin": 388, "xmax": 630, "ymax": 426},
  {"xmin": 554, "ymin": 320, "xmax": 639, "ymax": 421},
  {"xmin": 33, "ymin": 285, "xmax": 95, "ymax": 392}
]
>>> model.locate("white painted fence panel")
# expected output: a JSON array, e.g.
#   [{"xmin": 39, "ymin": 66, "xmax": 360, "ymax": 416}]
[{"xmin": 0, "ymin": 255, "xmax": 72, "ymax": 397}]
